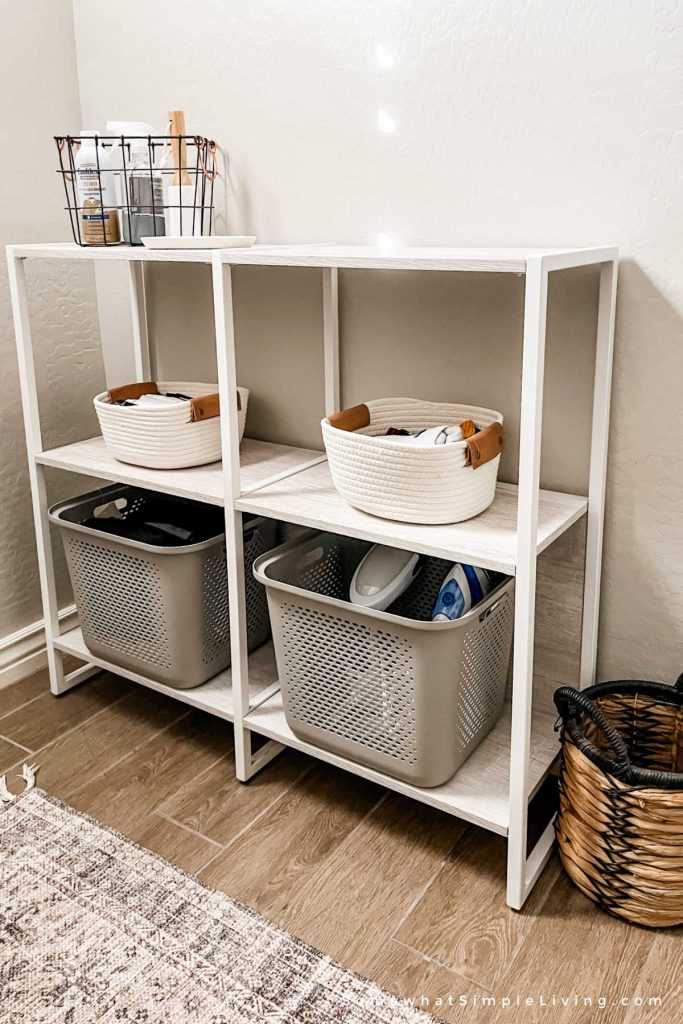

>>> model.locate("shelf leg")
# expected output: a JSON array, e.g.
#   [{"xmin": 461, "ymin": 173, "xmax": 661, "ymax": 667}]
[
  {"xmin": 579, "ymin": 259, "xmax": 618, "ymax": 689},
  {"xmin": 212, "ymin": 255, "xmax": 256, "ymax": 780},
  {"xmin": 7, "ymin": 250, "xmax": 69, "ymax": 695},
  {"xmin": 322, "ymin": 267, "xmax": 340, "ymax": 415},
  {"xmin": 507, "ymin": 256, "xmax": 549, "ymax": 910},
  {"xmin": 128, "ymin": 262, "xmax": 151, "ymax": 381}
]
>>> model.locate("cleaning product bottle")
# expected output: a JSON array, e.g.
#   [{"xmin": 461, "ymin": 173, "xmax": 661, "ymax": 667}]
[
  {"xmin": 106, "ymin": 122, "xmax": 165, "ymax": 244},
  {"xmin": 75, "ymin": 132, "xmax": 120, "ymax": 245}
]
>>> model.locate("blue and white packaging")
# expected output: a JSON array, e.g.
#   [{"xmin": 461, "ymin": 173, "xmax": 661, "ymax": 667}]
[{"xmin": 432, "ymin": 563, "xmax": 500, "ymax": 621}]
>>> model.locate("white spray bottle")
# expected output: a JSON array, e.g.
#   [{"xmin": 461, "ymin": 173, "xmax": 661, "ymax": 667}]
[{"xmin": 75, "ymin": 132, "xmax": 120, "ymax": 244}]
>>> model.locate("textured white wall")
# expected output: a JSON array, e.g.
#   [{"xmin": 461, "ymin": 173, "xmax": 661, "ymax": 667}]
[
  {"xmin": 0, "ymin": 0, "xmax": 104, "ymax": 636},
  {"xmin": 69, "ymin": 0, "xmax": 683, "ymax": 683}
]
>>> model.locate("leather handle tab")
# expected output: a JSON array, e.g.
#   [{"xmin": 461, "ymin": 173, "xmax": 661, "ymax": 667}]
[
  {"xmin": 328, "ymin": 403, "xmax": 370, "ymax": 432},
  {"xmin": 108, "ymin": 381, "xmax": 158, "ymax": 403},
  {"xmin": 465, "ymin": 421, "xmax": 504, "ymax": 469},
  {"xmin": 190, "ymin": 390, "xmax": 242, "ymax": 422}
]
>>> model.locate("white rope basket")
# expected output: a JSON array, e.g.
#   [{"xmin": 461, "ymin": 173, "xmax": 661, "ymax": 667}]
[
  {"xmin": 94, "ymin": 381, "xmax": 248, "ymax": 469},
  {"xmin": 322, "ymin": 397, "xmax": 504, "ymax": 524}
]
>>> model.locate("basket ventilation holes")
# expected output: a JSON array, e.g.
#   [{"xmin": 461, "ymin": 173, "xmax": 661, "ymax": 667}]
[
  {"xmin": 280, "ymin": 604, "xmax": 418, "ymax": 765},
  {"xmin": 67, "ymin": 537, "xmax": 171, "ymax": 669},
  {"xmin": 458, "ymin": 593, "xmax": 513, "ymax": 747}
]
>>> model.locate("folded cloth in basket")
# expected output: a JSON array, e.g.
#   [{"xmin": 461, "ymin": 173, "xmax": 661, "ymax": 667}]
[
  {"xmin": 81, "ymin": 515, "xmax": 197, "ymax": 546},
  {"xmin": 383, "ymin": 421, "xmax": 478, "ymax": 445}
]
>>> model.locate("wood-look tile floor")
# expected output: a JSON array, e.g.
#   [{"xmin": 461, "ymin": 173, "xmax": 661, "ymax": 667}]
[{"xmin": 1, "ymin": 669, "xmax": 679, "ymax": 1023}]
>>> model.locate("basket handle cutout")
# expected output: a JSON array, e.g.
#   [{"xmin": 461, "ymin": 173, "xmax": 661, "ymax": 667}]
[
  {"xmin": 554, "ymin": 686, "xmax": 632, "ymax": 781},
  {"xmin": 465, "ymin": 422, "xmax": 504, "ymax": 469},
  {"xmin": 328, "ymin": 404, "xmax": 371, "ymax": 431},
  {"xmin": 190, "ymin": 390, "xmax": 241, "ymax": 422},
  {"xmin": 107, "ymin": 381, "xmax": 159, "ymax": 403}
]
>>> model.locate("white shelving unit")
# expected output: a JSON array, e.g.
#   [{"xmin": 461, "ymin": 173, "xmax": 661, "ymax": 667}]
[{"xmin": 8, "ymin": 241, "xmax": 617, "ymax": 911}]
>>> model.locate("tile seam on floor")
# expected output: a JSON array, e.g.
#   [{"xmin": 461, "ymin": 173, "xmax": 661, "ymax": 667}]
[
  {"xmin": 0, "ymin": 678, "xmax": 141, "ymax": 754},
  {"xmin": 487, "ymin": 855, "xmax": 563, "ymax": 991},
  {"xmin": 392, "ymin": 824, "xmax": 472, "ymax": 935},
  {"xmin": 0, "ymin": 691, "xmax": 46, "ymax": 726},
  {"xmin": 62, "ymin": 708, "xmax": 195, "ymax": 800},
  {"xmin": 154, "ymin": 748, "xmax": 236, "ymax": 818},
  {"xmin": 151, "ymin": 810, "xmax": 225, "ymax": 850},
  {"xmin": 390, "ymin": 938, "xmax": 495, "ymax": 996},
  {"xmin": 197, "ymin": 780, "xmax": 390, "ymax": 887},
  {"xmin": 0, "ymin": 733, "xmax": 33, "ymax": 755},
  {"xmin": 159, "ymin": 762, "xmax": 315, "ymax": 852}
]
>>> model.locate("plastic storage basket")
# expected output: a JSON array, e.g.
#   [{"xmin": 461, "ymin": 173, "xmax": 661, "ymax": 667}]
[
  {"xmin": 254, "ymin": 531, "xmax": 514, "ymax": 787},
  {"xmin": 94, "ymin": 381, "xmax": 249, "ymax": 469},
  {"xmin": 321, "ymin": 398, "xmax": 504, "ymax": 525},
  {"xmin": 50, "ymin": 484, "xmax": 275, "ymax": 689},
  {"xmin": 554, "ymin": 679, "xmax": 683, "ymax": 928}
]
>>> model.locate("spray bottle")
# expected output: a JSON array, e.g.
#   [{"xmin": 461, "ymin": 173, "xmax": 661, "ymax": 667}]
[{"xmin": 75, "ymin": 132, "xmax": 120, "ymax": 244}]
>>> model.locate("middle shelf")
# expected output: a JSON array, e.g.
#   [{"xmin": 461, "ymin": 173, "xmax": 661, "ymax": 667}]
[
  {"xmin": 36, "ymin": 435, "xmax": 327, "ymax": 505},
  {"xmin": 237, "ymin": 461, "xmax": 587, "ymax": 575},
  {"xmin": 37, "ymin": 435, "xmax": 587, "ymax": 575}
]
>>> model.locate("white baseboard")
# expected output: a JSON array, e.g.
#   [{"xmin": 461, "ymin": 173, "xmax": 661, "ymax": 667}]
[{"xmin": 0, "ymin": 605, "xmax": 78, "ymax": 689}]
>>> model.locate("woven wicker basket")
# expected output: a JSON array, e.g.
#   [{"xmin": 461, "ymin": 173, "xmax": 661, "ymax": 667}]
[
  {"xmin": 554, "ymin": 678, "xmax": 683, "ymax": 928},
  {"xmin": 94, "ymin": 381, "xmax": 248, "ymax": 469},
  {"xmin": 321, "ymin": 398, "xmax": 504, "ymax": 524}
]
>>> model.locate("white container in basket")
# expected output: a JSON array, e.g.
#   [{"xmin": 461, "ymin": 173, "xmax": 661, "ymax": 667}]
[
  {"xmin": 94, "ymin": 381, "xmax": 248, "ymax": 469},
  {"xmin": 321, "ymin": 397, "xmax": 504, "ymax": 525}
]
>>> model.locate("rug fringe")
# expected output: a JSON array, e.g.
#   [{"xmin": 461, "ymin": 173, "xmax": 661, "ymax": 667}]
[{"xmin": 0, "ymin": 764, "xmax": 38, "ymax": 803}]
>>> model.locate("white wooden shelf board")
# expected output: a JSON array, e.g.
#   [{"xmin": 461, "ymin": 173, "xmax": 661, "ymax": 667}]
[
  {"xmin": 10, "ymin": 242, "xmax": 218, "ymax": 264},
  {"xmin": 236, "ymin": 462, "xmax": 588, "ymax": 574},
  {"xmin": 10, "ymin": 242, "xmax": 617, "ymax": 273},
  {"xmin": 244, "ymin": 693, "xmax": 560, "ymax": 835},
  {"xmin": 54, "ymin": 626, "xmax": 279, "ymax": 719},
  {"xmin": 220, "ymin": 244, "xmax": 614, "ymax": 273},
  {"xmin": 35, "ymin": 436, "xmax": 324, "ymax": 506}
]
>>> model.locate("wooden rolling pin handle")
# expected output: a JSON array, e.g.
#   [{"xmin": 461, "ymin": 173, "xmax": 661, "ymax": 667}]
[{"xmin": 168, "ymin": 109, "xmax": 191, "ymax": 186}]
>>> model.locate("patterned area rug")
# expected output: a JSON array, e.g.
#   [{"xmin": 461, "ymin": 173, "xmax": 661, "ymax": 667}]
[{"xmin": 1, "ymin": 787, "xmax": 434, "ymax": 1024}]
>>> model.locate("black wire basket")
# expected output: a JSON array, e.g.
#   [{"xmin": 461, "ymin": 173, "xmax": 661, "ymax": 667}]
[{"xmin": 55, "ymin": 133, "xmax": 218, "ymax": 246}]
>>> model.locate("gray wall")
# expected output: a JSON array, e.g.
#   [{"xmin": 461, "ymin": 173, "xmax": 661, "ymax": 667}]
[
  {"xmin": 3, "ymin": 0, "xmax": 683, "ymax": 693},
  {"xmin": 0, "ymin": 0, "xmax": 104, "ymax": 636},
  {"xmin": 72, "ymin": 0, "xmax": 683, "ymax": 681}
]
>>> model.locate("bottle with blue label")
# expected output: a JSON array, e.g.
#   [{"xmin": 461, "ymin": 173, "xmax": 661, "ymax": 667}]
[{"xmin": 75, "ymin": 131, "xmax": 120, "ymax": 244}]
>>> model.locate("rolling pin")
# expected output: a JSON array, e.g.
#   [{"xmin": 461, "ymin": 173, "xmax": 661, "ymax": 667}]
[{"xmin": 166, "ymin": 110, "xmax": 200, "ymax": 236}]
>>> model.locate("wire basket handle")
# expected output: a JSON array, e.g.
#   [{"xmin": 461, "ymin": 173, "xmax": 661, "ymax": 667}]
[
  {"xmin": 196, "ymin": 137, "xmax": 220, "ymax": 181},
  {"xmin": 57, "ymin": 137, "xmax": 76, "ymax": 181}
]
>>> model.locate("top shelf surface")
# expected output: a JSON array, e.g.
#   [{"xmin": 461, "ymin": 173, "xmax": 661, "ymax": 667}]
[{"xmin": 9, "ymin": 242, "xmax": 618, "ymax": 273}]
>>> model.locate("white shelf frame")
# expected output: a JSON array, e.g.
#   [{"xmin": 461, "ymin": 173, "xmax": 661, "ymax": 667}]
[{"xmin": 7, "ymin": 241, "xmax": 618, "ymax": 911}]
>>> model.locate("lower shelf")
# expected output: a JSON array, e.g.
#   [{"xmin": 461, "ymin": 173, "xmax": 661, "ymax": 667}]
[
  {"xmin": 244, "ymin": 693, "xmax": 560, "ymax": 836},
  {"xmin": 54, "ymin": 626, "xmax": 560, "ymax": 838},
  {"xmin": 53, "ymin": 627, "xmax": 279, "ymax": 721}
]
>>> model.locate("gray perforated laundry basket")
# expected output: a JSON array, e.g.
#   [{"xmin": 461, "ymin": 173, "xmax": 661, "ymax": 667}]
[
  {"xmin": 50, "ymin": 484, "xmax": 276, "ymax": 689},
  {"xmin": 254, "ymin": 532, "xmax": 515, "ymax": 787}
]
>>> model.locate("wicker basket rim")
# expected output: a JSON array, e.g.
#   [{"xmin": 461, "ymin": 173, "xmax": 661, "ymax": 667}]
[{"xmin": 555, "ymin": 678, "xmax": 683, "ymax": 792}]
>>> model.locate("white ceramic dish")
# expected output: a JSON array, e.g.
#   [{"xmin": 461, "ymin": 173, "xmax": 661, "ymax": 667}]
[{"xmin": 140, "ymin": 235, "xmax": 256, "ymax": 250}]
